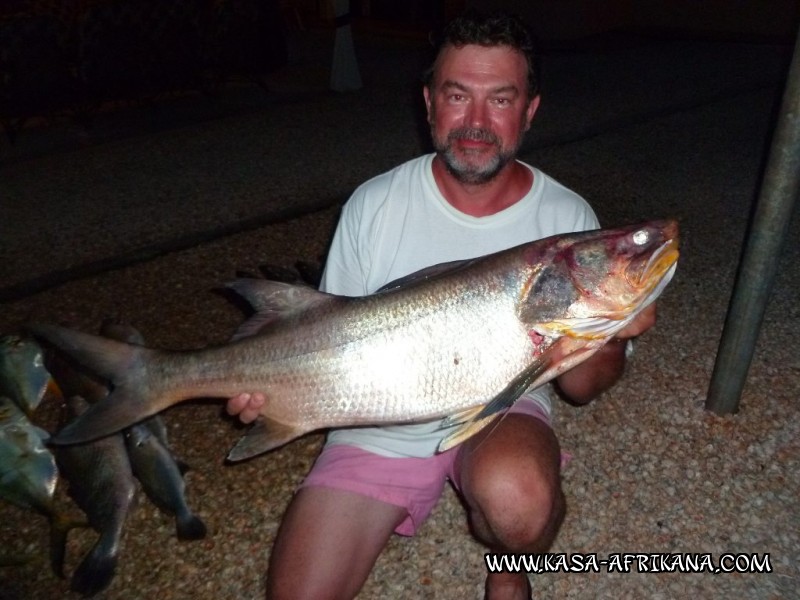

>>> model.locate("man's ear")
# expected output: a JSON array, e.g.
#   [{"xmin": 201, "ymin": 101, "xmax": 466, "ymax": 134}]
[
  {"xmin": 423, "ymin": 86, "xmax": 433, "ymax": 124},
  {"xmin": 524, "ymin": 95, "xmax": 541, "ymax": 131}
]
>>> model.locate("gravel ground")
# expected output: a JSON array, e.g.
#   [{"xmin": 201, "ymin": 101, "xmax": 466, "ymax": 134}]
[{"xmin": 1, "ymin": 28, "xmax": 798, "ymax": 600}]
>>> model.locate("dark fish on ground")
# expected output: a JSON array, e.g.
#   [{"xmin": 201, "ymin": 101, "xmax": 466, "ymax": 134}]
[
  {"xmin": 0, "ymin": 396, "xmax": 83, "ymax": 577},
  {"xmin": 0, "ymin": 334, "xmax": 52, "ymax": 415},
  {"xmin": 50, "ymin": 319, "xmax": 203, "ymax": 542},
  {"xmin": 124, "ymin": 423, "xmax": 207, "ymax": 540},
  {"xmin": 54, "ymin": 395, "xmax": 136, "ymax": 597},
  {"xmin": 31, "ymin": 221, "xmax": 680, "ymax": 459}
]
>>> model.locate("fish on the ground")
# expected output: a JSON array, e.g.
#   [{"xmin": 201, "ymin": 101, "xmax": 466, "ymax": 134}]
[
  {"xmin": 30, "ymin": 221, "xmax": 680, "ymax": 460},
  {"xmin": 0, "ymin": 333, "xmax": 52, "ymax": 416},
  {"xmin": 0, "ymin": 396, "xmax": 83, "ymax": 577},
  {"xmin": 47, "ymin": 319, "xmax": 205, "ymax": 543},
  {"xmin": 54, "ymin": 395, "xmax": 137, "ymax": 597},
  {"xmin": 124, "ymin": 423, "xmax": 207, "ymax": 540}
]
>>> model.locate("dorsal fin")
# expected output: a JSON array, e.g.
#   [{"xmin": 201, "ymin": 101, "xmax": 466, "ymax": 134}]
[
  {"xmin": 227, "ymin": 279, "xmax": 337, "ymax": 340},
  {"xmin": 376, "ymin": 257, "xmax": 479, "ymax": 293}
]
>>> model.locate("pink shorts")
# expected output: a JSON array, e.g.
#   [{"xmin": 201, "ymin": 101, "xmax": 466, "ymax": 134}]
[{"xmin": 298, "ymin": 402, "xmax": 554, "ymax": 536}]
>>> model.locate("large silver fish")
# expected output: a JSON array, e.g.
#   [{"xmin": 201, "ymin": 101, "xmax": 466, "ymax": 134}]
[{"xmin": 30, "ymin": 220, "xmax": 679, "ymax": 460}]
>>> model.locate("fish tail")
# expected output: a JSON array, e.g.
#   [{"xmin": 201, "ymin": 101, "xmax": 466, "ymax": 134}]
[
  {"xmin": 48, "ymin": 512, "xmax": 89, "ymax": 579},
  {"xmin": 70, "ymin": 541, "xmax": 118, "ymax": 597},
  {"xmin": 28, "ymin": 324, "xmax": 163, "ymax": 444},
  {"xmin": 176, "ymin": 510, "xmax": 208, "ymax": 541},
  {"xmin": 28, "ymin": 323, "xmax": 139, "ymax": 383}
]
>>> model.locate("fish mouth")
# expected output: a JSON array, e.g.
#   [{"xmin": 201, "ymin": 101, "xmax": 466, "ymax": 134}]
[{"xmin": 626, "ymin": 238, "xmax": 680, "ymax": 289}]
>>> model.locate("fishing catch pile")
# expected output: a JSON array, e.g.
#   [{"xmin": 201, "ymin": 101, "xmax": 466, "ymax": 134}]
[{"xmin": 0, "ymin": 324, "xmax": 206, "ymax": 597}]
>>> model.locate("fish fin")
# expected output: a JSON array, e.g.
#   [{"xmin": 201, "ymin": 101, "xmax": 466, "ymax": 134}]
[
  {"xmin": 53, "ymin": 387, "xmax": 157, "ymax": 445},
  {"xmin": 48, "ymin": 512, "xmax": 89, "ymax": 579},
  {"xmin": 176, "ymin": 511, "xmax": 207, "ymax": 541},
  {"xmin": 32, "ymin": 424, "xmax": 52, "ymax": 441},
  {"xmin": 437, "ymin": 360, "xmax": 552, "ymax": 451},
  {"xmin": 440, "ymin": 405, "xmax": 485, "ymax": 428},
  {"xmin": 474, "ymin": 359, "xmax": 551, "ymax": 421},
  {"xmin": 226, "ymin": 279, "xmax": 337, "ymax": 340},
  {"xmin": 438, "ymin": 415, "xmax": 501, "ymax": 453},
  {"xmin": 26, "ymin": 324, "xmax": 162, "ymax": 444},
  {"xmin": 27, "ymin": 324, "xmax": 139, "ymax": 385},
  {"xmin": 99, "ymin": 319, "xmax": 146, "ymax": 346},
  {"xmin": 70, "ymin": 542, "xmax": 118, "ymax": 597},
  {"xmin": 46, "ymin": 377, "xmax": 64, "ymax": 400},
  {"xmin": 536, "ymin": 316, "xmax": 626, "ymax": 339},
  {"xmin": 376, "ymin": 257, "xmax": 479, "ymax": 293},
  {"xmin": 226, "ymin": 417, "xmax": 306, "ymax": 461}
]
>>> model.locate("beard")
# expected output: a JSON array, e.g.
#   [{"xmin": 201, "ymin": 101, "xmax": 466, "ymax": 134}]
[{"xmin": 431, "ymin": 126, "xmax": 519, "ymax": 185}]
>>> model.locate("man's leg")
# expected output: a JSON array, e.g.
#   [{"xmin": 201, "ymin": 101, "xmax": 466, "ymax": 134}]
[
  {"xmin": 454, "ymin": 413, "xmax": 565, "ymax": 600},
  {"xmin": 267, "ymin": 486, "xmax": 407, "ymax": 600}
]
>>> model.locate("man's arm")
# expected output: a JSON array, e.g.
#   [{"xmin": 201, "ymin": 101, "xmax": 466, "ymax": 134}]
[{"xmin": 555, "ymin": 303, "xmax": 657, "ymax": 405}]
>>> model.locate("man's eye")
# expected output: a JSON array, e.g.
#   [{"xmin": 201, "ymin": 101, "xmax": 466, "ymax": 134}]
[{"xmin": 493, "ymin": 98, "xmax": 510, "ymax": 106}]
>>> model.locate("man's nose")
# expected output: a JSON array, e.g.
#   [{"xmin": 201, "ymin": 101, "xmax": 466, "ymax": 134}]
[{"xmin": 465, "ymin": 100, "xmax": 488, "ymax": 129}]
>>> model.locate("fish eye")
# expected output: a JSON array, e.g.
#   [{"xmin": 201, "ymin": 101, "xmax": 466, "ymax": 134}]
[{"xmin": 632, "ymin": 230, "xmax": 650, "ymax": 245}]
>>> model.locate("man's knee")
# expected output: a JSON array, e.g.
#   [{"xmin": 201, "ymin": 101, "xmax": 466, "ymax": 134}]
[{"xmin": 467, "ymin": 456, "xmax": 565, "ymax": 551}]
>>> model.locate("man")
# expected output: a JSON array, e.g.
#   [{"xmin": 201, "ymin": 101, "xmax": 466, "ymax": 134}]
[{"xmin": 228, "ymin": 12, "xmax": 655, "ymax": 600}]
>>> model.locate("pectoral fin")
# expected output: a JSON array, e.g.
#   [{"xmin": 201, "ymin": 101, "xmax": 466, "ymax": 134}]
[
  {"xmin": 440, "ymin": 405, "xmax": 485, "ymax": 428},
  {"xmin": 437, "ymin": 359, "xmax": 551, "ymax": 453},
  {"xmin": 226, "ymin": 417, "xmax": 307, "ymax": 461},
  {"xmin": 438, "ymin": 414, "xmax": 501, "ymax": 452}
]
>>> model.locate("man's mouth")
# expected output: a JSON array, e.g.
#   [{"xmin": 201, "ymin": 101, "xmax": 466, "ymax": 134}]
[
  {"xmin": 456, "ymin": 140, "xmax": 494, "ymax": 155},
  {"xmin": 449, "ymin": 128, "xmax": 499, "ymax": 146}
]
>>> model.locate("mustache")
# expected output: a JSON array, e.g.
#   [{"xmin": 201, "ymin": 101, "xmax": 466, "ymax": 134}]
[{"xmin": 447, "ymin": 127, "xmax": 500, "ymax": 145}]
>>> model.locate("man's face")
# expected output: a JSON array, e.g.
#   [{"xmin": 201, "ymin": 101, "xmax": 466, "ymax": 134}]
[{"xmin": 424, "ymin": 44, "xmax": 540, "ymax": 185}]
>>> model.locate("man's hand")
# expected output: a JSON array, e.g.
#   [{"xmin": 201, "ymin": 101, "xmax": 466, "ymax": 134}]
[
  {"xmin": 226, "ymin": 393, "xmax": 265, "ymax": 424},
  {"xmin": 614, "ymin": 302, "xmax": 657, "ymax": 340}
]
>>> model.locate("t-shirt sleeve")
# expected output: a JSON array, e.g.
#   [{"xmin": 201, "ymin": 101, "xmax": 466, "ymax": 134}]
[{"xmin": 319, "ymin": 190, "xmax": 370, "ymax": 296}]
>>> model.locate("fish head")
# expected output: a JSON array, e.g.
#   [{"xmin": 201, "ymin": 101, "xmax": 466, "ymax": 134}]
[
  {"xmin": 0, "ymin": 334, "xmax": 52, "ymax": 415},
  {"xmin": 520, "ymin": 220, "xmax": 679, "ymax": 340}
]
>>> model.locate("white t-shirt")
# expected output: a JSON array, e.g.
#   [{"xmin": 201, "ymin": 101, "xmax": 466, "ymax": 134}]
[{"xmin": 320, "ymin": 154, "xmax": 599, "ymax": 458}]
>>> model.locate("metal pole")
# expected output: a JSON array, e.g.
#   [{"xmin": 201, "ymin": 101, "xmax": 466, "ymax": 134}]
[{"xmin": 706, "ymin": 27, "xmax": 800, "ymax": 414}]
